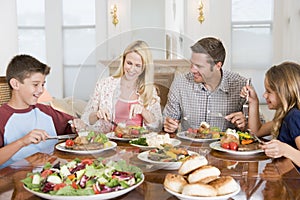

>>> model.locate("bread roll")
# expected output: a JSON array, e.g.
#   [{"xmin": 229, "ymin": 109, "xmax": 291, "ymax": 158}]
[
  {"xmin": 209, "ymin": 176, "xmax": 238, "ymax": 195},
  {"xmin": 188, "ymin": 165, "xmax": 221, "ymax": 184},
  {"xmin": 178, "ymin": 155, "xmax": 208, "ymax": 175},
  {"xmin": 182, "ymin": 183, "xmax": 217, "ymax": 197},
  {"xmin": 163, "ymin": 173, "xmax": 187, "ymax": 193}
]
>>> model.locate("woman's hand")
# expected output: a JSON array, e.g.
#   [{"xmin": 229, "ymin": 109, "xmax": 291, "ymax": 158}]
[
  {"xmin": 96, "ymin": 107, "xmax": 111, "ymax": 121},
  {"xmin": 129, "ymin": 104, "xmax": 143, "ymax": 119}
]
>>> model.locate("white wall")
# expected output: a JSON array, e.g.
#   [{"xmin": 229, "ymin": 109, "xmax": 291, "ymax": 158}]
[{"xmin": 0, "ymin": 0, "xmax": 18, "ymax": 75}]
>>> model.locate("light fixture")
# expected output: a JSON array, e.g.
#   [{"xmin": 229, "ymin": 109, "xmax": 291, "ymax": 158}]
[
  {"xmin": 198, "ymin": 1, "xmax": 205, "ymax": 24},
  {"xmin": 110, "ymin": 4, "xmax": 119, "ymax": 26}
]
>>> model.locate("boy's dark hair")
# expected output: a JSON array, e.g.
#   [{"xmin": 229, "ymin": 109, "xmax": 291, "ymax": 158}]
[
  {"xmin": 190, "ymin": 37, "xmax": 226, "ymax": 66},
  {"xmin": 6, "ymin": 55, "xmax": 50, "ymax": 88}
]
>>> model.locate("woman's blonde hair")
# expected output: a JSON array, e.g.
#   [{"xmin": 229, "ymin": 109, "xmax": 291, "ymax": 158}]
[
  {"xmin": 113, "ymin": 40, "xmax": 155, "ymax": 107},
  {"xmin": 266, "ymin": 62, "xmax": 300, "ymax": 137}
]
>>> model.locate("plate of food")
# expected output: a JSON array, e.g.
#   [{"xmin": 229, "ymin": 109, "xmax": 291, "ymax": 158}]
[
  {"xmin": 129, "ymin": 133, "xmax": 181, "ymax": 150},
  {"xmin": 55, "ymin": 131, "xmax": 117, "ymax": 154},
  {"xmin": 107, "ymin": 125, "xmax": 149, "ymax": 141},
  {"xmin": 177, "ymin": 122, "xmax": 223, "ymax": 142},
  {"xmin": 164, "ymin": 183, "xmax": 240, "ymax": 200},
  {"xmin": 137, "ymin": 146, "xmax": 198, "ymax": 170},
  {"xmin": 22, "ymin": 158, "xmax": 144, "ymax": 200},
  {"xmin": 209, "ymin": 128, "xmax": 264, "ymax": 155},
  {"xmin": 163, "ymin": 154, "xmax": 240, "ymax": 200}
]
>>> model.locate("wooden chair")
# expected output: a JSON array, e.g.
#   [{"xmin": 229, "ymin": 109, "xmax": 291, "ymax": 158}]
[{"xmin": 0, "ymin": 76, "xmax": 11, "ymax": 106}]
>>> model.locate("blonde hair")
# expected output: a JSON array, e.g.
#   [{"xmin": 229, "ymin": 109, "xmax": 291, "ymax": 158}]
[
  {"xmin": 113, "ymin": 40, "xmax": 155, "ymax": 107},
  {"xmin": 266, "ymin": 62, "xmax": 300, "ymax": 137}
]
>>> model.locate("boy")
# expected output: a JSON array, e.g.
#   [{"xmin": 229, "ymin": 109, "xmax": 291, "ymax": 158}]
[{"xmin": 0, "ymin": 54, "xmax": 84, "ymax": 168}]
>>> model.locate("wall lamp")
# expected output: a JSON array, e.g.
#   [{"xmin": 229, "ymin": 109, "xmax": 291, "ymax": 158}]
[
  {"xmin": 198, "ymin": 1, "xmax": 205, "ymax": 24},
  {"xmin": 110, "ymin": 4, "xmax": 119, "ymax": 26}
]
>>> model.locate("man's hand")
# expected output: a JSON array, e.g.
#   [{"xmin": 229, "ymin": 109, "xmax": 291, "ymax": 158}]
[
  {"xmin": 163, "ymin": 117, "xmax": 179, "ymax": 133},
  {"xmin": 225, "ymin": 111, "xmax": 247, "ymax": 130}
]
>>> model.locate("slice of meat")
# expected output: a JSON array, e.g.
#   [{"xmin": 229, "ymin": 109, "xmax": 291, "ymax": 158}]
[{"xmin": 238, "ymin": 142, "xmax": 260, "ymax": 151}]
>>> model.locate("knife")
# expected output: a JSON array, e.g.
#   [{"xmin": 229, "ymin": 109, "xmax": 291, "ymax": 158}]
[{"xmin": 47, "ymin": 134, "xmax": 77, "ymax": 140}]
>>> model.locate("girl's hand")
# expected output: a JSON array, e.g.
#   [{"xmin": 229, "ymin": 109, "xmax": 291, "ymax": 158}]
[
  {"xmin": 260, "ymin": 140, "xmax": 287, "ymax": 158},
  {"xmin": 240, "ymin": 85, "xmax": 259, "ymax": 105}
]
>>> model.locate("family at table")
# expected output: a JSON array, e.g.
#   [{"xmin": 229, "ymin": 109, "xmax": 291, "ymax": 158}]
[{"xmin": 0, "ymin": 36, "xmax": 300, "ymax": 175}]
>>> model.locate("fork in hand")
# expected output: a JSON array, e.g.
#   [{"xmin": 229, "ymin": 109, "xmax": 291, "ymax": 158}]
[{"xmin": 243, "ymin": 78, "xmax": 251, "ymax": 118}]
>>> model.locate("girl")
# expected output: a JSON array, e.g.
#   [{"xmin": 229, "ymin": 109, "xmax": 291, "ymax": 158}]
[{"xmin": 242, "ymin": 62, "xmax": 300, "ymax": 172}]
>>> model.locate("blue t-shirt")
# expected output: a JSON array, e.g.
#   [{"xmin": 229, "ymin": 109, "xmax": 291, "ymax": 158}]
[{"xmin": 278, "ymin": 107, "xmax": 300, "ymax": 172}]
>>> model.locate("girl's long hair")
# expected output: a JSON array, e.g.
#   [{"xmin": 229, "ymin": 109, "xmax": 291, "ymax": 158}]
[
  {"xmin": 113, "ymin": 40, "xmax": 155, "ymax": 107},
  {"xmin": 266, "ymin": 62, "xmax": 300, "ymax": 137}
]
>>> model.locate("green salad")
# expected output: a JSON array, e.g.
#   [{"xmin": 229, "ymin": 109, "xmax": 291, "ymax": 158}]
[{"xmin": 22, "ymin": 158, "xmax": 143, "ymax": 196}]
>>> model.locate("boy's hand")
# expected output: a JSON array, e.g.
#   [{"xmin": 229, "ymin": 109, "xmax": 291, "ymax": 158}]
[
  {"xmin": 21, "ymin": 129, "xmax": 49, "ymax": 146},
  {"xmin": 71, "ymin": 118, "xmax": 88, "ymax": 132}
]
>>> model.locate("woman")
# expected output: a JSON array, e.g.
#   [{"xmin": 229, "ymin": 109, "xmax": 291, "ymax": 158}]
[{"xmin": 81, "ymin": 40, "xmax": 162, "ymax": 133}]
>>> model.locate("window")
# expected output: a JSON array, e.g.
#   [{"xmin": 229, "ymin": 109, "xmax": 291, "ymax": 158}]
[
  {"xmin": 17, "ymin": 0, "xmax": 46, "ymax": 62},
  {"xmin": 62, "ymin": 0, "xmax": 96, "ymax": 99},
  {"xmin": 231, "ymin": 0, "xmax": 273, "ymax": 102}
]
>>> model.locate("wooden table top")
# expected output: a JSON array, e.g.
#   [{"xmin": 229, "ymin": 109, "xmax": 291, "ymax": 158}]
[{"xmin": 1, "ymin": 135, "xmax": 300, "ymax": 200}]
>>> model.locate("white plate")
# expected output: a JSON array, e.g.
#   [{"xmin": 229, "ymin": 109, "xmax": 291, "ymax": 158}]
[
  {"xmin": 55, "ymin": 141, "xmax": 117, "ymax": 154},
  {"xmin": 130, "ymin": 138, "xmax": 181, "ymax": 150},
  {"xmin": 106, "ymin": 132, "xmax": 135, "ymax": 141},
  {"xmin": 137, "ymin": 150, "xmax": 198, "ymax": 170},
  {"xmin": 164, "ymin": 183, "xmax": 240, "ymax": 200},
  {"xmin": 177, "ymin": 131, "xmax": 220, "ymax": 142},
  {"xmin": 23, "ymin": 174, "xmax": 144, "ymax": 200},
  {"xmin": 209, "ymin": 141, "xmax": 264, "ymax": 155}
]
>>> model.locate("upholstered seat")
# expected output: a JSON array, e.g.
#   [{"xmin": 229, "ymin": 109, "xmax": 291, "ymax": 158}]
[{"xmin": 0, "ymin": 76, "xmax": 11, "ymax": 106}]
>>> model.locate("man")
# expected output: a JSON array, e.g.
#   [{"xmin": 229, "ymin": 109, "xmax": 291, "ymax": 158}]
[{"xmin": 163, "ymin": 37, "xmax": 249, "ymax": 132}]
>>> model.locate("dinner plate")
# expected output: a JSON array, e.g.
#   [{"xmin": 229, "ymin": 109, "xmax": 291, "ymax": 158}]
[
  {"xmin": 55, "ymin": 141, "xmax": 117, "ymax": 154},
  {"xmin": 177, "ymin": 131, "xmax": 220, "ymax": 142},
  {"xmin": 106, "ymin": 132, "xmax": 134, "ymax": 141},
  {"xmin": 164, "ymin": 183, "xmax": 240, "ymax": 200},
  {"xmin": 23, "ymin": 174, "xmax": 144, "ymax": 200},
  {"xmin": 209, "ymin": 141, "xmax": 264, "ymax": 155},
  {"xmin": 137, "ymin": 150, "xmax": 198, "ymax": 170},
  {"xmin": 130, "ymin": 138, "xmax": 181, "ymax": 150}
]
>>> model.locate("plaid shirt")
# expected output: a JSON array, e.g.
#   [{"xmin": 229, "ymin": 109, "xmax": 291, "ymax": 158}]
[{"xmin": 163, "ymin": 70, "xmax": 248, "ymax": 132}]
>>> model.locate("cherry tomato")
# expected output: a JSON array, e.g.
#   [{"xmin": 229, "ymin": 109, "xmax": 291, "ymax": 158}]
[
  {"xmin": 116, "ymin": 132, "xmax": 123, "ymax": 138},
  {"xmin": 41, "ymin": 169, "xmax": 53, "ymax": 178},
  {"xmin": 187, "ymin": 128, "xmax": 193, "ymax": 133},
  {"xmin": 229, "ymin": 142, "xmax": 238, "ymax": 151},
  {"xmin": 81, "ymin": 158, "xmax": 93, "ymax": 165},
  {"xmin": 71, "ymin": 181, "xmax": 78, "ymax": 189},
  {"xmin": 192, "ymin": 129, "xmax": 198, "ymax": 134},
  {"xmin": 65, "ymin": 139, "xmax": 74, "ymax": 147},
  {"xmin": 221, "ymin": 142, "xmax": 230, "ymax": 149},
  {"xmin": 53, "ymin": 183, "xmax": 66, "ymax": 191}
]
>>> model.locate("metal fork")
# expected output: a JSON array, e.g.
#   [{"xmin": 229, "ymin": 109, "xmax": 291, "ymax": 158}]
[
  {"xmin": 243, "ymin": 78, "xmax": 251, "ymax": 118},
  {"xmin": 208, "ymin": 112, "xmax": 225, "ymax": 118},
  {"xmin": 247, "ymin": 129, "xmax": 264, "ymax": 144}
]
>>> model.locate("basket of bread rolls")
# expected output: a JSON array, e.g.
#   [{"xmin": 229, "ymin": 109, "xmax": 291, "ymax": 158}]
[{"xmin": 163, "ymin": 155, "xmax": 240, "ymax": 199}]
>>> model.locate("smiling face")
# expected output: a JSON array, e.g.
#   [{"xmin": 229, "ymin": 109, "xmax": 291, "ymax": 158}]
[
  {"xmin": 123, "ymin": 52, "xmax": 144, "ymax": 81},
  {"xmin": 12, "ymin": 72, "xmax": 46, "ymax": 108},
  {"xmin": 263, "ymin": 77, "xmax": 281, "ymax": 110},
  {"xmin": 190, "ymin": 52, "xmax": 220, "ymax": 84}
]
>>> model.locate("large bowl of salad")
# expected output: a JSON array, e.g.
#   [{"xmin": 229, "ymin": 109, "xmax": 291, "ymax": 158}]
[{"xmin": 22, "ymin": 158, "xmax": 144, "ymax": 200}]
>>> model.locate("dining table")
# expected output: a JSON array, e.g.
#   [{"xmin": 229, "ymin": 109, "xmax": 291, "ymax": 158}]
[{"xmin": 1, "ymin": 132, "xmax": 300, "ymax": 200}]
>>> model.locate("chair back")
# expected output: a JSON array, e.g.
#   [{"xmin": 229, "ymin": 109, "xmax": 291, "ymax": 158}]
[{"xmin": 0, "ymin": 76, "xmax": 11, "ymax": 106}]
